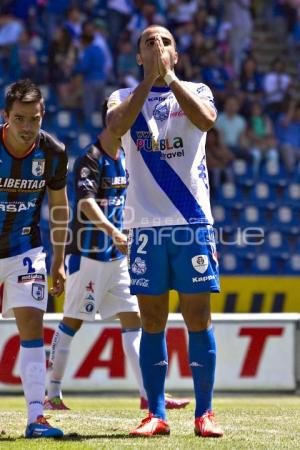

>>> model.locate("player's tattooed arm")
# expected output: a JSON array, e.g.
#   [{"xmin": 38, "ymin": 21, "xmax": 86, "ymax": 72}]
[
  {"xmin": 107, "ymin": 67, "xmax": 159, "ymax": 138},
  {"xmin": 155, "ymin": 35, "xmax": 216, "ymax": 131}
]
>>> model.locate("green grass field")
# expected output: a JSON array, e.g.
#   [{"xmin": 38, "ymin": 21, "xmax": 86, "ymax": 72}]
[{"xmin": 0, "ymin": 394, "xmax": 300, "ymax": 449}]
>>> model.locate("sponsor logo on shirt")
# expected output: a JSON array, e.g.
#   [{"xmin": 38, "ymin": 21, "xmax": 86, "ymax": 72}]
[
  {"xmin": 0, "ymin": 178, "xmax": 45, "ymax": 192},
  {"xmin": 135, "ymin": 133, "xmax": 185, "ymax": 160},
  {"xmin": 0, "ymin": 199, "xmax": 37, "ymax": 212},
  {"xmin": 98, "ymin": 196, "xmax": 125, "ymax": 206},
  {"xmin": 101, "ymin": 176, "xmax": 127, "ymax": 188}
]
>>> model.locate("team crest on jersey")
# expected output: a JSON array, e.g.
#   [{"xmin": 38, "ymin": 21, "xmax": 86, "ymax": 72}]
[
  {"xmin": 32, "ymin": 159, "xmax": 45, "ymax": 176},
  {"xmin": 153, "ymin": 102, "xmax": 169, "ymax": 121},
  {"xmin": 32, "ymin": 283, "xmax": 45, "ymax": 301},
  {"xmin": 191, "ymin": 255, "xmax": 208, "ymax": 274},
  {"xmin": 131, "ymin": 257, "xmax": 147, "ymax": 275}
]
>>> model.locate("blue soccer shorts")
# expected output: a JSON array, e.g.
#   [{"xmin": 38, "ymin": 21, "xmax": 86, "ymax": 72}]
[{"xmin": 127, "ymin": 224, "xmax": 220, "ymax": 295}]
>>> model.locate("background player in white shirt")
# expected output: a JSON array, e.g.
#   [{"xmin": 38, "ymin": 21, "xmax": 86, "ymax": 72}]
[{"xmin": 107, "ymin": 25, "xmax": 224, "ymax": 438}]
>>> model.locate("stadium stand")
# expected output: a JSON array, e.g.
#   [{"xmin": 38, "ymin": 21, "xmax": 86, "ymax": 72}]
[{"xmin": 1, "ymin": 0, "xmax": 300, "ymax": 286}]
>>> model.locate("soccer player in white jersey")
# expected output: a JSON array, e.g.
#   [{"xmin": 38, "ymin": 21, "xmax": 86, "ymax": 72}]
[
  {"xmin": 106, "ymin": 26, "xmax": 224, "ymax": 438},
  {"xmin": 45, "ymin": 101, "xmax": 189, "ymax": 412}
]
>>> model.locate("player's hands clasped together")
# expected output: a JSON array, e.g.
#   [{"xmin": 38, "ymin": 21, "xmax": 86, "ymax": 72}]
[{"xmin": 154, "ymin": 34, "xmax": 171, "ymax": 78}]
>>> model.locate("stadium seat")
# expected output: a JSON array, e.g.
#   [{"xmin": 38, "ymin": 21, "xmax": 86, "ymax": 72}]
[
  {"xmin": 219, "ymin": 251, "xmax": 254, "ymax": 274},
  {"xmin": 251, "ymin": 253, "xmax": 278, "ymax": 274},
  {"xmin": 260, "ymin": 161, "xmax": 287, "ymax": 186},
  {"xmin": 50, "ymin": 111, "xmax": 78, "ymax": 140},
  {"xmin": 247, "ymin": 182, "xmax": 277, "ymax": 208},
  {"xmin": 285, "ymin": 254, "xmax": 300, "ymax": 274},
  {"xmin": 219, "ymin": 253, "xmax": 240, "ymax": 274},
  {"xmin": 262, "ymin": 230, "xmax": 288, "ymax": 257},
  {"xmin": 78, "ymin": 132, "xmax": 92, "ymax": 149},
  {"xmin": 273, "ymin": 206, "xmax": 299, "ymax": 233},
  {"xmin": 239, "ymin": 205, "xmax": 265, "ymax": 227},
  {"xmin": 212, "ymin": 205, "xmax": 236, "ymax": 231},
  {"xmin": 84, "ymin": 112, "xmax": 103, "ymax": 136},
  {"xmin": 215, "ymin": 182, "xmax": 244, "ymax": 208},
  {"xmin": 282, "ymin": 183, "xmax": 300, "ymax": 207},
  {"xmin": 232, "ymin": 159, "xmax": 254, "ymax": 186}
]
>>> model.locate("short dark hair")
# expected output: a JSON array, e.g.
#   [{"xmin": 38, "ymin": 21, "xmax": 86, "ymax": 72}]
[
  {"xmin": 101, "ymin": 99, "xmax": 108, "ymax": 128},
  {"xmin": 5, "ymin": 79, "xmax": 45, "ymax": 114}
]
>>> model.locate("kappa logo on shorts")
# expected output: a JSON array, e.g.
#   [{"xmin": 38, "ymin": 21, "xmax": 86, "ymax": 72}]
[
  {"xmin": 131, "ymin": 257, "xmax": 147, "ymax": 275},
  {"xmin": 32, "ymin": 283, "xmax": 45, "ymax": 301},
  {"xmin": 191, "ymin": 255, "xmax": 208, "ymax": 274}
]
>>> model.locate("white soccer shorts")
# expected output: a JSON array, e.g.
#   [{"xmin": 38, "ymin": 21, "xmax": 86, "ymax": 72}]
[
  {"xmin": 0, "ymin": 247, "xmax": 48, "ymax": 318},
  {"xmin": 63, "ymin": 255, "xmax": 139, "ymax": 321}
]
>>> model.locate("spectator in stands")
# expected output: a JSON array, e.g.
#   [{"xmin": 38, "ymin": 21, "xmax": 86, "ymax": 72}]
[
  {"xmin": 168, "ymin": 0, "xmax": 199, "ymax": 26},
  {"xmin": 182, "ymin": 31, "xmax": 209, "ymax": 81},
  {"xmin": 206, "ymin": 127, "xmax": 235, "ymax": 192},
  {"xmin": 225, "ymin": 0, "xmax": 253, "ymax": 74},
  {"xmin": 127, "ymin": 3, "xmax": 165, "ymax": 45},
  {"xmin": 9, "ymin": 29, "xmax": 39, "ymax": 82},
  {"xmin": 106, "ymin": 0, "xmax": 133, "ymax": 54},
  {"xmin": 244, "ymin": 101, "xmax": 279, "ymax": 176},
  {"xmin": 201, "ymin": 49, "xmax": 232, "ymax": 107},
  {"xmin": 263, "ymin": 57, "xmax": 292, "ymax": 122},
  {"xmin": 0, "ymin": 14, "xmax": 24, "ymax": 47},
  {"xmin": 175, "ymin": 21, "xmax": 196, "ymax": 53},
  {"xmin": 239, "ymin": 56, "xmax": 263, "ymax": 116},
  {"xmin": 48, "ymin": 26, "xmax": 78, "ymax": 108},
  {"xmin": 63, "ymin": 6, "xmax": 82, "ymax": 44},
  {"xmin": 81, "ymin": 19, "xmax": 113, "ymax": 81},
  {"xmin": 275, "ymin": 100, "xmax": 300, "ymax": 173},
  {"xmin": 43, "ymin": 0, "xmax": 71, "ymax": 37},
  {"xmin": 116, "ymin": 39, "xmax": 139, "ymax": 87},
  {"xmin": 215, "ymin": 95, "xmax": 250, "ymax": 160},
  {"xmin": 75, "ymin": 33, "xmax": 107, "ymax": 124},
  {"xmin": 193, "ymin": 6, "xmax": 219, "ymax": 39}
]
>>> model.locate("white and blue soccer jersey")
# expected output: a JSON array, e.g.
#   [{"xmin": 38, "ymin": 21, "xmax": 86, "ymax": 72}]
[
  {"xmin": 0, "ymin": 125, "xmax": 67, "ymax": 258},
  {"xmin": 67, "ymin": 141, "xmax": 127, "ymax": 262},
  {"xmin": 108, "ymin": 83, "xmax": 216, "ymax": 229}
]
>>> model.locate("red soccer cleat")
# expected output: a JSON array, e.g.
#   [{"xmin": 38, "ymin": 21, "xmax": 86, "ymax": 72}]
[
  {"xmin": 194, "ymin": 411, "xmax": 224, "ymax": 438},
  {"xmin": 44, "ymin": 396, "xmax": 70, "ymax": 410},
  {"xmin": 140, "ymin": 394, "xmax": 190, "ymax": 410},
  {"xmin": 130, "ymin": 412, "xmax": 170, "ymax": 437}
]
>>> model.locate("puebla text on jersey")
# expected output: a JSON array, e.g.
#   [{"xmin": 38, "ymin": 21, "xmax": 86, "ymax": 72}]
[
  {"xmin": 67, "ymin": 141, "xmax": 127, "ymax": 261},
  {"xmin": 108, "ymin": 83, "xmax": 217, "ymax": 228},
  {"xmin": 0, "ymin": 125, "xmax": 68, "ymax": 258}
]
